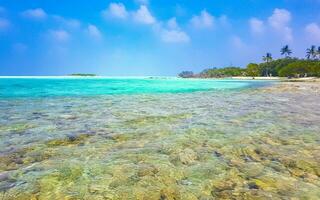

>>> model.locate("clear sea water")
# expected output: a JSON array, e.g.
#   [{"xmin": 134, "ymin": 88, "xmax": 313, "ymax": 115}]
[
  {"xmin": 0, "ymin": 77, "xmax": 319, "ymax": 199},
  {"xmin": 0, "ymin": 77, "xmax": 269, "ymax": 98}
]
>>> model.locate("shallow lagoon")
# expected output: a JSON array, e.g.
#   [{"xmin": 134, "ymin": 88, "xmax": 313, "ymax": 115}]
[{"xmin": 0, "ymin": 78, "xmax": 319, "ymax": 199}]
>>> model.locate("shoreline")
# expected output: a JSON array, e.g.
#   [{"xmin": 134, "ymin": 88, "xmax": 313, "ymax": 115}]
[
  {"xmin": 259, "ymin": 79, "xmax": 320, "ymax": 93},
  {"xmin": 218, "ymin": 76, "xmax": 320, "ymax": 82}
]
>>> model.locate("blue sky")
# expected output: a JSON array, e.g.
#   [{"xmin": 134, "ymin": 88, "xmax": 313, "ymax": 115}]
[{"xmin": 0, "ymin": 0, "xmax": 320, "ymax": 76}]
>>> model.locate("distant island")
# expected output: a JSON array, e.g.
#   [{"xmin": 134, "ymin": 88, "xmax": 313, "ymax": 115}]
[
  {"xmin": 179, "ymin": 45, "xmax": 320, "ymax": 79},
  {"xmin": 69, "ymin": 74, "xmax": 97, "ymax": 77}
]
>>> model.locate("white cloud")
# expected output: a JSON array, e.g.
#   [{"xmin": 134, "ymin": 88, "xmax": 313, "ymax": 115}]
[
  {"xmin": 0, "ymin": 18, "xmax": 10, "ymax": 31},
  {"xmin": 167, "ymin": 17, "xmax": 179, "ymax": 30},
  {"xmin": 161, "ymin": 29, "xmax": 190, "ymax": 43},
  {"xmin": 103, "ymin": 3, "xmax": 128, "ymax": 19},
  {"xmin": 218, "ymin": 15, "xmax": 230, "ymax": 27},
  {"xmin": 87, "ymin": 24, "xmax": 102, "ymax": 39},
  {"xmin": 49, "ymin": 29, "xmax": 70, "ymax": 42},
  {"xmin": 53, "ymin": 15, "xmax": 81, "ymax": 29},
  {"xmin": 249, "ymin": 18, "xmax": 264, "ymax": 34},
  {"xmin": 268, "ymin": 8, "xmax": 293, "ymax": 41},
  {"xmin": 101, "ymin": 2, "xmax": 188, "ymax": 43},
  {"xmin": 231, "ymin": 35, "xmax": 246, "ymax": 49},
  {"xmin": 133, "ymin": 5, "xmax": 156, "ymax": 24},
  {"xmin": 157, "ymin": 18, "xmax": 190, "ymax": 43},
  {"xmin": 22, "ymin": 8, "xmax": 47, "ymax": 20},
  {"xmin": 190, "ymin": 10, "xmax": 214, "ymax": 29},
  {"xmin": 268, "ymin": 8, "xmax": 291, "ymax": 29},
  {"xmin": 305, "ymin": 23, "xmax": 320, "ymax": 42}
]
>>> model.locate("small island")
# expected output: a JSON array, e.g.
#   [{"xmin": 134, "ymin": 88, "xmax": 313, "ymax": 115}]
[{"xmin": 69, "ymin": 73, "xmax": 97, "ymax": 77}]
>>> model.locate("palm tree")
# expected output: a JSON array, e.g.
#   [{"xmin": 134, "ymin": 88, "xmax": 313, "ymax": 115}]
[
  {"xmin": 263, "ymin": 53, "xmax": 273, "ymax": 63},
  {"xmin": 262, "ymin": 53, "xmax": 273, "ymax": 77},
  {"xmin": 306, "ymin": 45, "xmax": 317, "ymax": 59},
  {"xmin": 280, "ymin": 45, "xmax": 292, "ymax": 58}
]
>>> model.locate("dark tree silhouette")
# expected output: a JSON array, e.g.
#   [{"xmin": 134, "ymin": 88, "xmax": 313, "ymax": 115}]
[
  {"xmin": 306, "ymin": 45, "xmax": 317, "ymax": 59},
  {"xmin": 281, "ymin": 45, "xmax": 292, "ymax": 58},
  {"xmin": 263, "ymin": 53, "xmax": 273, "ymax": 63}
]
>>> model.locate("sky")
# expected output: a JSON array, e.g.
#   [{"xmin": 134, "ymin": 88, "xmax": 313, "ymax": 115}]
[{"xmin": 0, "ymin": 0, "xmax": 320, "ymax": 76}]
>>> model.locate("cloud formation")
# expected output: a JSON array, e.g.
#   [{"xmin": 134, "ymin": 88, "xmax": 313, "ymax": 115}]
[
  {"xmin": 231, "ymin": 35, "xmax": 246, "ymax": 49},
  {"xmin": 249, "ymin": 18, "xmax": 264, "ymax": 34},
  {"xmin": 161, "ymin": 29, "xmax": 190, "ymax": 43},
  {"xmin": 53, "ymin": 16, "xmax": 81, "ymax": 29},
  {"xmin": 159, "ymin": 18, "xmax": 190, "ymax": 43},
  {"xmin": 133, "ymin": 5, "xmax": 156, "ymax": 24},
  {"xmin": 190, "ymin": 10, "xmax": 214, "ymax": 29},
  {"xmin": 268, "ymin": 8, "xmax": 291, "ymax": 29},
  {"xmin": 49, "ymin": 29, "xmax": 70, "ymax": 42},
  {"xmin": 87, "ymin": 24, "xmax": 102, "ymax": 39},
  {"xmin": 218, "ymin": 15, "xmax": 230, "ymax": 28},
  {"xmin": 22, "ymin": 8, "xmax": 47, "ymax": 20},
  {"xmin": 167, "ymin": 17, "xmax": 179, "ymax": 30},
  {"xmin": 103, "ymin": 3, "xmax": 128, "ymax": 19},
  {"xmin": 305, "ymin": 23, "xmax": 320, "ymax": 42},
  {"xmin": 268, "ymin": 8, "xmax": 293, "ymax": 41}
]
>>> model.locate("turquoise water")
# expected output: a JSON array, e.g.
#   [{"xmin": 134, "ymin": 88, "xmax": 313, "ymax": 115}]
[
  {"xmin": 0, "ymin": 77, "xmax": 319, "ymax": 199},
  {"xmin": 0, "ymin": 77, "xmax": 269, "ymax": 97}
]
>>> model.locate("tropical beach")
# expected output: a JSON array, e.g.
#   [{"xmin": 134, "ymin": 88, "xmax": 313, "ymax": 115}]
[{"xmin": 1, "ymin": 0, "xmax": 320, "ymax": 199}]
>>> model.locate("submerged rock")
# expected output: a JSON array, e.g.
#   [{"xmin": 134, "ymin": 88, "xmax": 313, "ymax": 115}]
[
  {"xmin": 46, "ymin": 133, "xmax": 92, "ymax": 147},
  {"xmin": 178, "ymin": 179, "xmax": 193, "ymax": 186},
  {"xmin": 67, "ymin": 134, "xmax": 78, "ymax": 142},
  {"xmin": 248, "ymin": 182, "xmax": 259, "ymax": 190},
  {"xmin": 137, "ymin": 164, "xmax": 159, "ymax": 177},
  {"xmin": 213, "ymin": 151, "xmax": 222, "ymax": 158},
  {"xmin": 0, "ymin": 147, "xmax": 37, "ymax": 171},
  {"xmin": 211, "ymin": 179, "xmax": 236, "ymax": 193},
  {"xmin": 171, "ymin": 148, "xmax": 198, "ymax": 165},
  {"xmin": 0, "ymin": 182, "xmax": 16, "ymax": 192},
  {"xmin": 160, "ymin": 187, "xmax": 181, "ymax": 200},
  {"xmin": 0, "ymin": 173, "xmax": 17, "ymax": 193},
  {"xmin": 0, "ymin": 172, "xmax": 9, "ymax": 182},
  {"xmin": 239, "ymin": 162, "xmax": 265, "ymax": 178}
]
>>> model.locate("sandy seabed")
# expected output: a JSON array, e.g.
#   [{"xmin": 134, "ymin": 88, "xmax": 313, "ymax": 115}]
[{"xmin": 0, "ymin": 81, "xmax": 320, "ymax": 200}]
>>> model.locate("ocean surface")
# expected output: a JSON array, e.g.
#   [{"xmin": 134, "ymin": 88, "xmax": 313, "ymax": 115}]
[
  {"xmin": 0, "ymin": 77, "xmax": 269, "ymax": 98},
  {"xmin": 0, "ymin": 77, "xmax": 319, "ymax": 199}
]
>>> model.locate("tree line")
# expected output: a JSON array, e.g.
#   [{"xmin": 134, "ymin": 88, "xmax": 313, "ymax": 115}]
[{"xmin": 179, "ymin": 45, "xmax": 320, "ymax": 78}]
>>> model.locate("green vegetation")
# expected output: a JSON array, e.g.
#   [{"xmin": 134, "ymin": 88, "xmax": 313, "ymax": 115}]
[
  {"xmin": 246, "ymin": 63, "xmax": 260, "ymax": 77},
  {"xmin": 69, "ymin": 74, "xmax": 96, "ymax": 76},
  {"xmin": 200, "ymin": 67, "xmax": 246, "ymax": 78},
  {"xmin": 179, "ymin": 45, "xmax": 320, "ymax": 78},
  {"xmin": 278, "ymin": 60, "xmax": 320, "ymax": 77}
]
